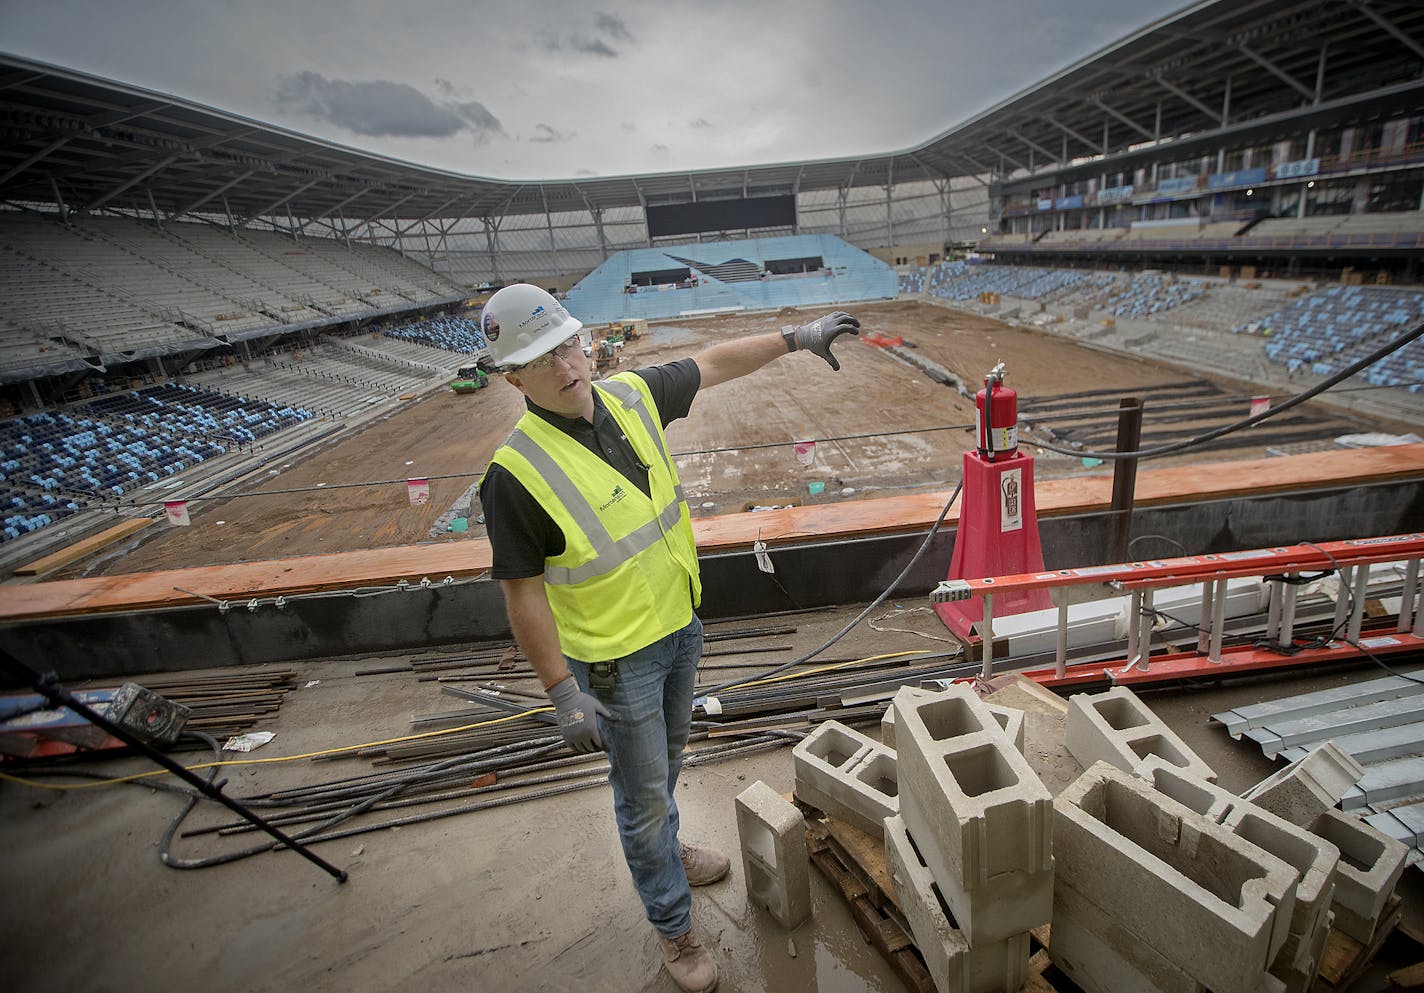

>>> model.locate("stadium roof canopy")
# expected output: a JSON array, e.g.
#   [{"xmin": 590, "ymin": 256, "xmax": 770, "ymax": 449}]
[{"xmin": 1, "ymin": 0, "xmax": 1421, "ymax": 227}]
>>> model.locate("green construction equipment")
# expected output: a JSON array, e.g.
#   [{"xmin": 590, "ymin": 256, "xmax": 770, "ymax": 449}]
[{"xmin": 451, "ymin": 365, "xmax": 490, "ymax": 394}]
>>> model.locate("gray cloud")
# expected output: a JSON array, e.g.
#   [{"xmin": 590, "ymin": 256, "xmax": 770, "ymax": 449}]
[
  {"xmin": 569, "ymin": 35, "xmax": 618, "ymax": 57},
  {"xmin": 594, "ymin": 12, "xmax": 633, "ymax": 42},
  {"xmin": 530, "ymin": 123, "xmax": 573, "ymax": 143},
  {"xmin": 552, "ymin": 11, "xmax": 636, "ymax": 58},
  {"xmin": 274, "ymin": 71, "xmax": 504, "ymax": 140},
  {"xmin": 689, "ymin": 118, "xmax": 712, "ymax": 129}
]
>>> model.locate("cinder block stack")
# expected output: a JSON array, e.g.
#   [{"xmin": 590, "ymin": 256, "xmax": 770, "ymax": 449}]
[
  {"xmin": 1053, "ymin": 760, "xmax": 1300, "ymax": 993},
  {"xmin": 888, "ymin": 684, "xmax": 1051, "ymax": 992},
  {"xmin": 1137, "ymin": 758, "xmax": 1340, "ymax": 993},
  {"xmin": 1055, "ymin": 689, "xmax": 1406, "ymax": 993},
  {"xmin": 1239, "ymin": 743, "xmax": 1408, "ymax": 947}
]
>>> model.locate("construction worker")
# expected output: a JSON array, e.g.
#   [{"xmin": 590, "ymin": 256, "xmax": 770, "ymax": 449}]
[{"xmin": 476, "ymin": 283, "xmax": 859, "ymax": 993}]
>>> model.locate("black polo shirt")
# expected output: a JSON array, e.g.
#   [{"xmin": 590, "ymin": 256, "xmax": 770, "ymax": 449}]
[{"xmin": 479, "ymin": 358, "xmax": 701, "ymax": 580}]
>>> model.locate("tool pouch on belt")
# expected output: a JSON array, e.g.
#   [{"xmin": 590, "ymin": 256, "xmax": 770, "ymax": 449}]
[{"xmin": 589, "ymin": 660, "xmax": 618, "ymax": 692}]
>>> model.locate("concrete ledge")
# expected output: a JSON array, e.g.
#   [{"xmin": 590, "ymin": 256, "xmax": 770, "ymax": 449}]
[
  {"xmin": 735, "ymin": 780, "xmax": 811, "ymax": 929},
  {"xmin": 1066, "ymin": 685, "xmax": 1216, "ymax": 782},
  {"xmin": 791, "ymin": 721, "xmax": 898, "ymax": 837},
  {"xmin": 883, "ymin": 814, "xmax": 1029, "ymax": 993},
  {"xmin": 893, "ymin": 685, "xmax": 1053, "ymax": 944},
  {"xmin": 1055, "ymin": 761, "xmax": 1298, "ymax": 993}
]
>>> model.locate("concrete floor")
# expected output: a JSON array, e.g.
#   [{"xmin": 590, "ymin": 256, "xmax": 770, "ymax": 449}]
[{"xmin": 1, "ymin": 604, "xmax": 1419, "ymax": 993}]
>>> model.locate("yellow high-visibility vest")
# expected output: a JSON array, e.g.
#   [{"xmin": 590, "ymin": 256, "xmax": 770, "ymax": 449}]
[{"xmin": 487, "ymin": 373, "xmax": 701, "ymax": 661}]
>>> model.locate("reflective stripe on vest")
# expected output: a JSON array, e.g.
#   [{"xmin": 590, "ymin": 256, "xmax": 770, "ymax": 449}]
[
  {"xmin": 598, "ymin": 379, "xmax": 687, "ymax": 505},
  {"xmin": 504, "ymin": 428, "xmax": 684, "ymax": 586}
]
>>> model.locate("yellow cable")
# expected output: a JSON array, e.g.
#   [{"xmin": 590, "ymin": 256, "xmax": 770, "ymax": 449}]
[{"xmin": 0, "ymin": 705, "xmax": 553, "ymax": 791}]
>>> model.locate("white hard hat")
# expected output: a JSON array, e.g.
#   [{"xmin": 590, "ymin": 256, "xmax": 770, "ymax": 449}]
[{"xmin": 481, "ymin": 284, "xmax": 583, "ymax": 369}]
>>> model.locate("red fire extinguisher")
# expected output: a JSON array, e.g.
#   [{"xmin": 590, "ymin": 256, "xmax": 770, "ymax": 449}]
[{"xmin": 975, "ymin": 362, "xmax": 1018, "ymax": 462}]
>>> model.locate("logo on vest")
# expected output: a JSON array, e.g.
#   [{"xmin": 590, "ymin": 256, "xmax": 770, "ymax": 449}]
[{"xmin": 599, "ymin": 484, "xmax": 627, "ymax": 512}]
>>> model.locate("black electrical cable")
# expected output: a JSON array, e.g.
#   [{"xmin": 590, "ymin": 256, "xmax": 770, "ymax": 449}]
[
  {"xmin": 1027, "ymin": 318, "xmax": 1424, "ymax": 462},
  {"xmin": 1295, "ymin": 541, "xmax": 1424, "ymax": 686},
  {"xmin": 697, "ymin": 478, "xmax": 964, "ymax": 699}
]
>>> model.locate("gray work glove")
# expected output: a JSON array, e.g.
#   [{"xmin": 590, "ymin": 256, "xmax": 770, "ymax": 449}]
[
  {"xmin": 547, "ymin": 676, "xmax": 617, "ymax": 754},
  {"xmin": 782, "ymin": 311, "xmax": 861, "ymax": 371}
]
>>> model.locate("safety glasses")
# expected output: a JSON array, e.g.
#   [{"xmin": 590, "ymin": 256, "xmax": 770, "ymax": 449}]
[{"xmin": 513, "ymin": 336, "xmax": 582, "ymax": 372}]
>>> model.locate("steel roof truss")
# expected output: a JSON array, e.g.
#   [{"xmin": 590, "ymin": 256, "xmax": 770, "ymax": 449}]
[
  {"xmin": 1152, "ymin": 73, "xmax": 1224, "ymax": 125},
  {"xmin": 1091, "ymin": 98, "xmax": 1157, "ymax": 142},
  {"xmin": 1009, "ymin": 129, "xmax": 1061, "ymax": 166},
  {"xmin": 1351, "ymin": 1, "xmax": 1424, "ymax": 61},
  {"xmin": 241, "ymin": 179, "xmax": 322, "ymax": 226},
  {"xmin": 297, "ymin": 186, "xmax": 375, "ymax": 233},
  {"xmin": 167, "ymin": 169, "xmax": 256, "ymax": 222},
  {"xmin": 1044, "ymin": 115, "xmax": 1106, "ymax": 156},
  {"xmin": 82, "ymin": 152, "xmax": 180, "ymax": 214},
  {"xmin": 1236, "ymin": 42, "xmax": 1316, "ymax": 102}
]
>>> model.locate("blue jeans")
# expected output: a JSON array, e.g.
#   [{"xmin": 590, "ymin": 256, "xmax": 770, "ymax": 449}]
[{"xmin": 568, "ymin": 614, "xmax": 703, "ymax": 938}]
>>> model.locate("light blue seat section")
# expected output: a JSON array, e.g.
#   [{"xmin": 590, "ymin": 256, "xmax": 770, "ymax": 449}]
[
  {"xmin": 0, "ymin": 384, "xmax": 314, "ymax": 542},
  {"xmin": 1237, "ymin": 285, "xmax": 1424, "ymax": 389},
  {"xmin": 563, "ymin": 235, "xmax": 897, "ymax": 324}
]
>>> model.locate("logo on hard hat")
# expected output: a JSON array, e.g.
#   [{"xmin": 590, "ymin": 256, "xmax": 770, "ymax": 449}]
[{"xmin": 482, "ymin": 312, "xmax": 500, "ymax": 342}]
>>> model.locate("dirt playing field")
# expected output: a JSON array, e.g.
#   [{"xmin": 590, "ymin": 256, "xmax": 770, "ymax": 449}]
[{"xmin": 84, "ymin": 300, "xmax": 1374, "ymax": 577}]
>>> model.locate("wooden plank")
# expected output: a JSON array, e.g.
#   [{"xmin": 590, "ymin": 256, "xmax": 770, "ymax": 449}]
[
  {"xmin": 1387, "ymin": 961, "xmax": 1424, "ymax": 989},
  {"xmin": 805, "ymin": 819, "xmax": 935, "ymax": 993},
  {"xmin": 807, "ymin": 815, "xmax": 1075, "ymax": 993},
  {"xmin": 1, "ymin": 443, "xmax": 1421, "ymax": 622},
  {"xmin": 13, "ymin": 518, "xmax": 154, "ymax": 576},
  {"xmin": 1317, "ymin": 893, "xmax": 1403, "ymax": 988}
]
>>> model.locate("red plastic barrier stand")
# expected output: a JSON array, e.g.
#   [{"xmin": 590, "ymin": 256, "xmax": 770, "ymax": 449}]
[{"xmin": 934, "ymin": 449, "xmax": 1051, "ymax": 639}]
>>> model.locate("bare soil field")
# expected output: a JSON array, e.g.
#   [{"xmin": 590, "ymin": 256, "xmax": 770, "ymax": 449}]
[{"xmin": 85, "ymin": 300, "xmax": 1373, "ymax": 576}]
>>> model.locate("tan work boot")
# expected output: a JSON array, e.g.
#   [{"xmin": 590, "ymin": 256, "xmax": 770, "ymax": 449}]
[
  {"xmin": 658, "ymin": 928, "xmax": 718, "ymax": 993},
  {"xmin": 679, "ymin": 842, "xmax": 731, "ymax": 886}
]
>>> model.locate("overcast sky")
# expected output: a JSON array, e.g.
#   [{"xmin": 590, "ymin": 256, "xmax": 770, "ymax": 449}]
[{"xmin": 3, "ymin": 0, "xmax": 1189, "ymax": 180}]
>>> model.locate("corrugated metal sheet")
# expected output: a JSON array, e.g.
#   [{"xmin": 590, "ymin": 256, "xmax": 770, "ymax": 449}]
[{"xmin": 1214, "ymin": 665, "xmax": 1424, "ymax": 867}]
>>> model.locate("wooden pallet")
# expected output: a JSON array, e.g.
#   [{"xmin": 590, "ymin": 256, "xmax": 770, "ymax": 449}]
[
  {"xmin": 806, "ymin": 816, "xmax": 934, "ymax": 993},
  {"xmin": 1315, "ymin": 892, "xmax": 1403, "ymax": 991},
  {"xmin": 804, "ymin": 811, "xmax": 1075, "ymax": 993}
]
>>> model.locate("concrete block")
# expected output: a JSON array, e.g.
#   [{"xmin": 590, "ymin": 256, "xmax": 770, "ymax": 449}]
[
  {"xmin": 734, "ymin": 780, "xmax": 811, "ymax": 929},
  {"xmin": 883, "ymin": 814, "xmax": 1029, "ymax": 993},
  {"xmin": 1137, "ymin": 758, "xmax": 1339, "ymax": 975},
  {"xmin": 1052, "ymin": 881, "xmax": 1203, "ymax": 993},
  {"xmin": 792, "ymin": 720, "xmax": 897, "ymax": 837},
  {"xmin": 1055, "ymin": 761, "xmax": 1299, "ymax": 993},
  {"xmin": 882, "ymin": 685, "xmax": 941, "ymax": 750},
  {"xmin": 893, "ymin": 685, "xmax": 1054, "ymax": 944},
  {"xmin": 1271, "ymin": 909, "xmax": 1332, "ymax": 993},
  {"xmin": 1241, "ymin": 742, "xmax": 1365, "ymax": 827},
  {"xmin": 1308, "ymin": 808, "xmax": 1408, "ymax": 943},
  {"xmin": 1066, "ymin": 686, "xmax": 1216, "ymax": 782},
  {"xmin": 882, "ymin": 687, "xmax": 1024, "ymax": 754},
  {"xmin": 984, "ymin": 703, "xmax": 1025, "ymax": 754}
]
